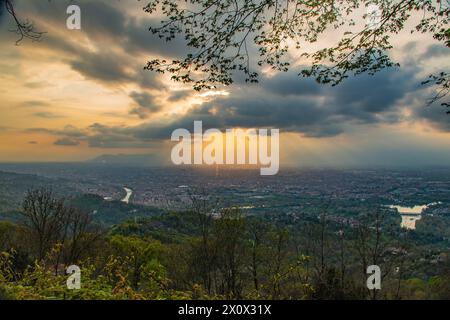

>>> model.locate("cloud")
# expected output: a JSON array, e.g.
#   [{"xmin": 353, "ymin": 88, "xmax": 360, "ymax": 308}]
[
  {"xmin": 11, "ymin": 0, "xmax": 172, "ymax": 91},
  {"xmin": 168, "ymin": 90, "xmax": 192, "ymax": 102},
  {"xmin": 421, "ymin": 44, "xmax": 449, "ymax": 59},
  {"xmin": 261, "ymin": 74, "xmax": 322, "ymax": 96},
  {"xmin": 79, "ymin": 1, "xmax": 127, "ymax": 40},
  {"xmin": 24, "ymin": 82, "xmax": 51, "ymax": 89},
  {"xmin": 413, "ymin": 100, "xmax": 450, "ymax": 132},
  {"xmin": 124, "ymin": 17, "xmax": 188, "ymax": 58},
  {"xmin": 21, "ymin": 101, "xmax": 50, "ymax": 108},
  {"xmin": 26, "ymin": 65, "xmax": 424, "ymax": 148},
  {"xmin": 69, "ymin": 50, "xmax": 131, "ymax": 84},
  {"xmin": 26, "ymin": 125, "xmax": 86, "ymax": 137},
  {"xmin": 85, "ymin": 122, "xmax": 155, "ymax": 148},
  {"xmin": 33, "ymin": 112, "xmax": 63, "ymax": 119},
  {"xmin": 3, "ymin": 0, "xmax": 448, "ymax": 165},
  {"xmin": 129, "ymin": 91, "xmax": 161, "ymax": 118},
  {"xmin": 54, "ymin": 138, "xmax": 80, "ymax": 146},
  {"xmin": 122, "ymin": 67, "xmax": 417, "ymax": 139},
  {"xmin": 27, "ymin": 122, "xmax": 156, "ymax": 149},
  {"xmin": 87, "ymin": 134, "xmax": 150, "ymax": 149}
]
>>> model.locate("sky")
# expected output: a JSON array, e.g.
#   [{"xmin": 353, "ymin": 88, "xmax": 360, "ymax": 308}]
[{"xmin": 0, "ymin": 0, "xmax": 449, "ymax": 168}]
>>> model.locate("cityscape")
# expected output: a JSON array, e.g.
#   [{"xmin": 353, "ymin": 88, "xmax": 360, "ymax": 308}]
[{"xmin": 0, "ymin": 0, "xmax": 449, "ymax": 304}]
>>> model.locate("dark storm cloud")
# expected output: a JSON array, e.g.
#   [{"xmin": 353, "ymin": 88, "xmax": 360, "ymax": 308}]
[
  {"xmin": 129, "ymin": 91, "xmax": 155, "ymax": 108},
  {"xmin": 135, "ymin": 69, "xmax": 165, "ymax": 90},
  {"xmin": 0, "ymin": 1, "xmax": 6, "ymax": 22},
  {"xmin": 261, "ymin": 73, "xmax": 321, "ymax": 96},
  {"xmin": 17, "ymin": 0, "xmax": 126, "ymax": 39},
  {"xmin": 326, "ymin": 68, "xmax": 415, "ymax": 122},
  {"xmin": 422, "ymin": 44, "xmax": 449, "ymax": 59},
  {"xmin": 395, "ymin": 42, "xmax": 450, "ymax": 131},
  {"xmin": 168, "ymin": 90, "xmax": 192, "ymax": 102},
  {"xmin": 52, "ymin": 66, "xmax": 418, "ymax": 145},
  {"xmin": 129, "ymin": 91, "xmax": 161, "ymax": 118},
  {"xmin": 124, "ymin": 68, "xmax": 416, "ymax": 139},
  {"xmin": 31, "ymin": 1, "xmax": 157, "ymax": 86},
  {"xmin": 9, "ymin": 1, "xmax": 448, "ymax": 148},
  {"xmin": 414, "ymin": 102, "xmax": 450, "ymax": 132},
  {"xmin": 65, "ymin": 46, "xmax": 164, "ymax": 89},
  {"xmin": 6, "ymin": 1, "xmax": 170, "ymax": 89},
  {"xmin": 69, "ymin": 50, "xmax": 131, "ymax": 83},
  {"xmin": 124, "ymin": 17, "xmax": 188, "ymax": 57},
  {"xmin": 4, "ymin": 1, "xmax": 133, "ymax": 86},
  {"xmin": 79, "ymin": 1, "xmax": 127, "ymax": 39},
  {"xmin": 83, "ymin": 122, "xmax": 153, "ymax": 148}
]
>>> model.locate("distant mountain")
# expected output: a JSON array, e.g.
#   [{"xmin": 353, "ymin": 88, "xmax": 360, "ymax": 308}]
[{"xmin": 88, "ymin": 153, "xmax": 163, "ymax": 166}]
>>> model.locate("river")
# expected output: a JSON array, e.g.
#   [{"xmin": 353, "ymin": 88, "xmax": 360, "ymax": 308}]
[
  {"xmin": 121, "ymin": 187, "xmax": 133, "ymax": 204},
  {"xmin": 388, "ymin": 202, "xmax": 439, "ymax": 230}
]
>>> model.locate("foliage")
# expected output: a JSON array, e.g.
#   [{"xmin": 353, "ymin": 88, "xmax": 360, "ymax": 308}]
[
  {"xmin": 144, "ymin": 0, "xmax": 449, "ymax": 106},
  {"xmin": 0, "ymin": 189, "xmax": 449, "ymax": 300},
  {"xmin": 0, "ymin": 0, "xmax": 46, "ymax": 44}
]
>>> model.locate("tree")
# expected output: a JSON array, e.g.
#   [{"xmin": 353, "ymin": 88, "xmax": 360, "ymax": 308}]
[
  {"xmin": 246, "ymin": 218, "xmax": 268, "ymax": 293},
  {"xmin": 427, "ymin": 255, "xmax": 450, "ymax": 299},
  {"xmin": 144, "ymin": 0, "xmax": 449, "ymax": 108},
  {"xmin": 352, "ymin": 208, "xmax": 401, "ymax": 300},
  {"xmin": 212, "ymin": 207, "xmax": 247, "ymax": 298},
  {"xmin": 0, "ymin": 221, "xmax": 17, "ymax": 251},
  {"xmin": 0, "ymin": 0, "xmax": 46, "ymax": 44},
  {"xmin": 187, "ymin": 188, "xmax": 219, "ymax": 294},
  {"xmin": 60, "ymin": 207, "xmax": 104, "ymax": 265},
  {"xmin": 422, "ymin": 71, "xmax": 450, "ymax": 112},
  {"xmin": 263, "ymin": 228, "xmax": 290, "ymax": 298},
  {"xmin": 3, "ymin": 1, "xmax": 448, "ymax": 108},
  {"xmin": 19, "ymin": 189, "xmax": 102, "ymax": 265},
  {"xmin": 20, "ymin": 189, "xmax": 67, "ymax": 261},
  {"xmin": 109, "ymin": 235, "xmax": 167, "ymax": 292}
]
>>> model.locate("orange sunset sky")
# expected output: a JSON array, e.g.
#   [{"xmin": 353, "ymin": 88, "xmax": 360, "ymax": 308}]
[{"xmin": 0, "ymin": 0, "xmax": 449, "ymax": 167}]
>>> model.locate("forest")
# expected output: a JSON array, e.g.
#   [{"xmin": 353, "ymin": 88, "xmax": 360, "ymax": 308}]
[{"xmin": 0, "ymin": 188, "xmax": 449, "ymax": 300}]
